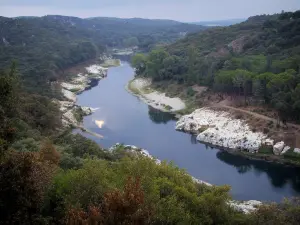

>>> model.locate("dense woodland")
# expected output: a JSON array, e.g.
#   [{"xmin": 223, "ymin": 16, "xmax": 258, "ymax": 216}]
[
  {"xmin": 133, "ymin": 11, "xmax": 300, "ymax": 123},
  {"xmin": 1, "ymin": 11, "xmax": 300, "ymax": 224},
  {"xmin": 0, "ymin": 15, "xmax": 204, "ymax": 95}
]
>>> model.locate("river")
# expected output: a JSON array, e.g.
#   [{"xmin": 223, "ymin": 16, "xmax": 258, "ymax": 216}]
[{"xmin": 74, "ymin": 62, "xmax": 300, "ymax": 202}]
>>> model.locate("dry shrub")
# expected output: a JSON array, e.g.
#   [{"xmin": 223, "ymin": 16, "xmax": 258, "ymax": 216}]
[{"xmin": 66, "ymin": 177, "xmax": 153, "ymax": 225}]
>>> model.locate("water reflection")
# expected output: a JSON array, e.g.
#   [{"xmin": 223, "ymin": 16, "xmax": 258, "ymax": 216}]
[
  {"xmin": 190, "ymin": 135, "xmax": 198, "ymax": 145},
  {"xmin": 217, "ymin": 151, "xmax": 300, "ymax": 191},
  {"xmin": 148, "ymin": 106, "xmax": 175, "ymax": 124}
]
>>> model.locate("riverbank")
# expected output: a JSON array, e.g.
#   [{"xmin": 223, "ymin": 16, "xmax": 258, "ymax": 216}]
[
  {"xmin": 176, "ymin": 108, "xmax": 300, "ymax": 166},
  {"xmin": 59, "ymin": 57, "xmax": 120, "ymax": 128},
  {"xmin": 126, "ymin": 78, "xmax": 186, "ymax": 112},
  {"xmin": 126, "ymin": 77, "xmax": 300, "ymax": 166}
]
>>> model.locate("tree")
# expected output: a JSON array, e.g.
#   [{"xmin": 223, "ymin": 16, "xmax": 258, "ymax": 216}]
[
  {"xmin": 0, "ymin": 150, "xmax": 58, "ymax": 224},
  {"xmin": 131, "ymin": 54, "xmax": 147, "ymax": 76},
  {"xmin": 0, "ymin": 62, "xmax": 19, "ymax": 153}
]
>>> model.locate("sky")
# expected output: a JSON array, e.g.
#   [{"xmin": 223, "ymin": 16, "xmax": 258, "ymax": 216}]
[{"xmin": 0, "ymin": 0, "xmax": 300, "ymax": 22}]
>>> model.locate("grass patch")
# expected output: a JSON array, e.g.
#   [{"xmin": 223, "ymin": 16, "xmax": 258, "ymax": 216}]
[
  {"xmin": 100, "ymin": 59, "xmax": 120, "ymax": 68},
  {"xmin": 73, "ymin": 107, "xmax": 85, "ymax": 123},
  {"xmin": 177, "ymin": 100, "xmax": 196, "ymax": 115},
  {"xmin": 164, "ymin": 105, "xmax": 172, "ymax": 111},
  {"xmin": 198, "ymin": 126, "xmax": 209, "ymax": 133},
  {"xmin": 283, "ymin": 149, "xmax": 300, "ymax": 162},
  {"xmin": 70, "ymin": 88, "xmax": 81, "ymax": 93},
  {"xmin": 128, "ymin": 79, "xmax": 141, "ymax": 95},
  {"xmin": 258, "ymin": 145, "xmax": 273, "ymax": 154}
]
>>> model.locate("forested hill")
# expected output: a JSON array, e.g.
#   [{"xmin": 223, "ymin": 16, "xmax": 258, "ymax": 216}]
[
  {"xmin": 0, "ymin": 15, "xmax": 204, "ymax": 95},
  {"xmin": 133, "ymin": 11, "xmax": 300, "ymax": 122}
]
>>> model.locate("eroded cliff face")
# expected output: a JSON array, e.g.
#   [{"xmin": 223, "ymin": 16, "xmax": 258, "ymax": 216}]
[{"xmin": 176, "ymin": 108, "xmax": 272, "ymax": 152}]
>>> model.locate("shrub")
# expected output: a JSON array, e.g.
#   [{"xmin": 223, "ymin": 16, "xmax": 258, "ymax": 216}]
[
  {"xmin": 258, "ymin": 145, "xmax": 273, "ymax": 154},
  {"xmin": 186, "ymin": 87, "xmax": 196, "ymax": 97}
]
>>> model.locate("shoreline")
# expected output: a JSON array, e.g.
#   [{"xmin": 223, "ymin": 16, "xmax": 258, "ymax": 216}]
[
  {"xmin": 126, "ymin": 78, "xmax": 186, "ymax": 113},
  {"xmin": 126, "ymin": 77, "xmax": 300, "ymax": 167},
  {"xmin": 58, "ymin": 56, "xmax": 120, "ymax": 130}
]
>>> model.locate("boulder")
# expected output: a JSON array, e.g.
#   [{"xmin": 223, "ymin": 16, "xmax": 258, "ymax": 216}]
[
  {"xmin": 228, "ymin": 200, "xmax": 262, "ymax": 214},
  {"xmin": 273, "ymin": 141, "xmax": 285, "ymax": 155},
  {"xmin": 280, "ymin": 146, "xmax": 291, "ymax": 155},
  {"xmin": 262, "ymin": 138, "xmax": 274, "ymax": 146},
  {"xmin": 294, "ymin": 148, "xmax": 300, "ymax": 154}
]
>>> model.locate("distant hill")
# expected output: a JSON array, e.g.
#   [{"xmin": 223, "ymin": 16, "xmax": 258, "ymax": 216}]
[
  {"xmin": 191, "ymin": 18, "xmax": 246, "ymax": 26},
  {"xmin": 0, "ymin": 15, "xmax": 205, "ymax": 94}
]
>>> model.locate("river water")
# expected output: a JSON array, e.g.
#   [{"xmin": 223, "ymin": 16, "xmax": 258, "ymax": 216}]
[{"xmin": 74, "ymin": 62, "xmax": 300, "ymax": 202}]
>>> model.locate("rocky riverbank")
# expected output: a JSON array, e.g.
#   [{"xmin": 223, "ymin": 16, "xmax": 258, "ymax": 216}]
[
  {"xmin": 59, "ymin": 57, "xmax": 120, "ymax": 127},
  {"xmin": 176, "ymin": 108, "xmax": 300, "ymax": 161},
  {"xmin": 127, "ymin": 78, "xmax": 186, "ymax": 112}
]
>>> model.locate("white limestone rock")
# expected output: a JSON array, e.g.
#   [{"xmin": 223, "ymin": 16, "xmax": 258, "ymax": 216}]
[
  {"xmin": 262, "ymin": 138, "xmax": 274, "ymax": 146},
  {"xmin": 86, "ymin": 65, "xmax": 108, "ymax": 76},
  {"xmin": 280, "ymin": 146, "xmax": 291, "ymax": 155},
  {"xmin": 228, "ymin": 200, "xmax": 262, "ymax": 214},
  {"xmin": 294, "ymin": 148, "xmax": 300, "ymax": 154},
  {"xmin": 63, "ymin": 109, "xmax": 78, "ymax": 126},
  {"xmin": 81, "ymin": 107, "xmax": 98, "ymax": 116},
  {"xmin": 59, "ymin": 101, "xmax": 75, "ymax": 113},
  {"xmin": 191, "ymin": 177, "xmax": 213, "ymax": 186},
  {"xmin": 176, "ymin": 108, "xmax": 270, "ymax": 152},
  {"xmin": 273, "ymin": 141, "xmax": 285, "ymax": 155},
  {"xmin": 62, "ymin": 89, "xmax": 77, "ymax": 102}
]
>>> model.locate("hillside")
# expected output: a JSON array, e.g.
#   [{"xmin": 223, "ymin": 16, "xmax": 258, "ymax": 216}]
[
  {"xmin": 133, "ymin": 11, "xmax": 300, "ymax": 123},
  {"xmin": 0, "ymin": 15, "xmax": 204, "ymax": 95},
  {"xmin": 191, "ymin": 18, "xmax": 245, "ymax": 26}
]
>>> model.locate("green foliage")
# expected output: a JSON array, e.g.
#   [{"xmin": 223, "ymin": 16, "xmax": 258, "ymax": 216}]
[
  {"xmin": 258, "ymin": 145, "xmax": 273, "ymax": 154},
  {"xmin": 50, "ymin": 156, "xmax": 242, "ymax": 224},
  {"xmin": 186, "ymin": 87, "xmax": 196, "ymax": 96},
  {"xmin": 11, "ymin": 138, "xmax": 40, "ymax": 152},
  {"xmin": 133, "ymin": 10, "xmax": 300, "ymax": 122},
  {"xmin": 0, "ymin": 16, "xmax": 204, "ymax": 96},
  {"xmin": 54, "ymin": 133, "xmax": 112, "ymax": 160},
  {"xmin": 249, "ymin": 198, "xmax": 300, "ymax": 225},
  {"xmin": 0, "ymin": 150, "xmax": 58, "ymax": 224}
]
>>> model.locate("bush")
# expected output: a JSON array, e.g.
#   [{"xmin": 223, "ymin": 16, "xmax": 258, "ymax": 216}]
[
  {"xmin": 186, "ymin": 87, "xmax": 196, "ymax": 97},
  {"xmin": 258, "ymin": 145, "xmax": 273, "ymax": 154},
  {"xmin": 11, "ymin": 138, "xmax": 40, "ymax": 152}
]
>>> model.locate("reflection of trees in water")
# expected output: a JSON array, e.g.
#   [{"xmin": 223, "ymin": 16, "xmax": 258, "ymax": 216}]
[
  {"xmin": 190, "ymin": 135, "xmax": 198, "ymax": 144},
  {"xmin": 148, "ymin": 106, "xmax": 175, "ymax": 124},
  {"xmin": 216, "ymin": 151, "xmax": 300, "ymax": 192}
]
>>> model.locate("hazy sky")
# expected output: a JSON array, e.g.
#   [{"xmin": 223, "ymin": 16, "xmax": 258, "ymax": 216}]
[{"xmin": 0, "ymin": 0, "xmax": 299, "ymax": 22}]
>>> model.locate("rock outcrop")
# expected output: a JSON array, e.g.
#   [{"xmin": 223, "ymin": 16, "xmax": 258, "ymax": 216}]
[
  {"xmin": 273, "ymin": 141, "xmax": 285, "ymax": 155},
  {"xmin": 62, "ymin": 89, "xmax": 77, "ymax": 102},
  {"xmin": 281, "ymin": 146, "xmax": 291, "ymax": 155},
  {"xmin": 176, "ymin": 108, "xmax": 269, "ymax": 152},
  {"xmin": 228, "ymin": 200, "xmax": 262, "ymax": 214},
  {"xmin": 294, "ymin": 148, "xmax": 300, "ymax": 154},
  {"xmin": 59, "ymin": 63, "xmax": 108, "ymax": 127}
]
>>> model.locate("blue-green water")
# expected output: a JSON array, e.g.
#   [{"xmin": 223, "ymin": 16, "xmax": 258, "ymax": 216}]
[{"xmin": 74, "ymin": 62, "xmax": 300, "ymax": 202}]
